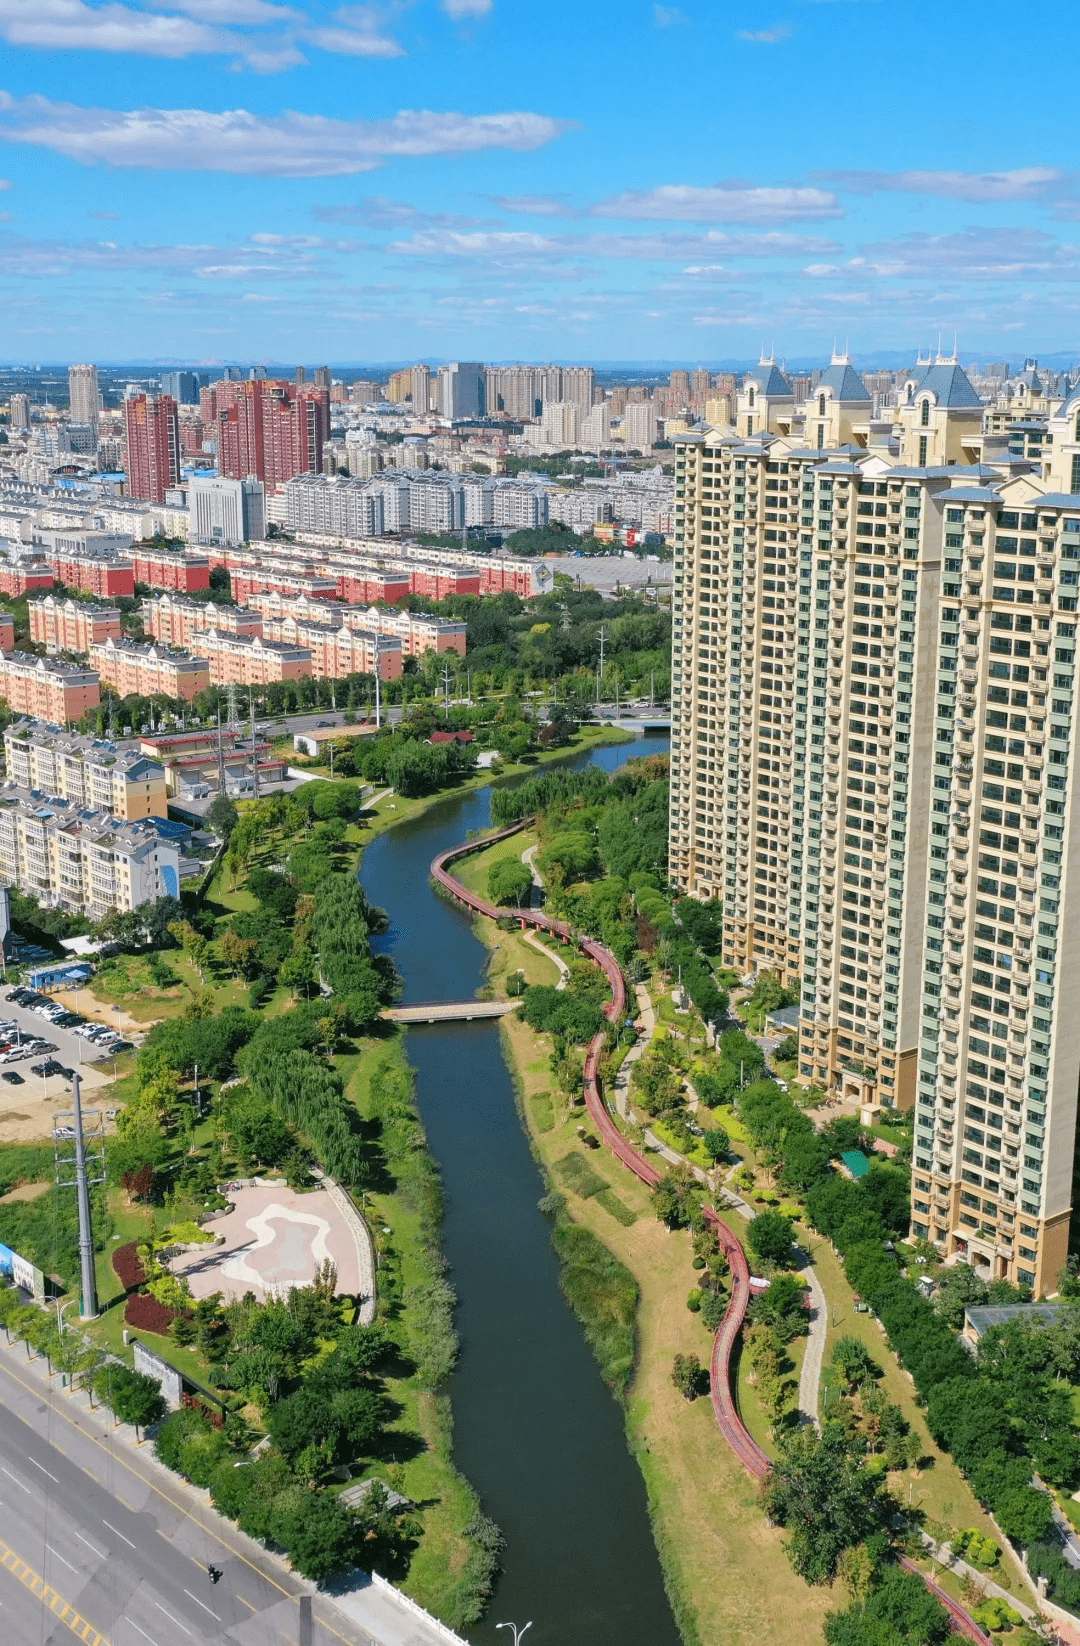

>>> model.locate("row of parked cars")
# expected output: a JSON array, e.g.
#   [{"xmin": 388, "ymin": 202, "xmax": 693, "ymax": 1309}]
[{"xmin": 4, "ymin": 988, "xmax": 129, "ymax": 1059}]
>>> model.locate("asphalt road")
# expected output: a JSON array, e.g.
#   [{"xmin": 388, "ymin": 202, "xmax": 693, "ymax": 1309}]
[{"xmin": 0, "ymin": 1342, "xmax": 417, "ymax": 1646}]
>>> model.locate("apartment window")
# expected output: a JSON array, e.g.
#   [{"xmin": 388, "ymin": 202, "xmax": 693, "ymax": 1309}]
[
  {"xmin": 921, "ymin": 399, "xmax": 931, "ymax": 427},
  {"xmin": 1071, "ymin": 454, "xmax": 1080, "ymax": 494},
  {"xmin": 919, "ymin": 436, "xmax": 928, "ymax": 466},
  {"xmin": 818, "ymin": 393, "xmax": 826, "ymax": 416}
]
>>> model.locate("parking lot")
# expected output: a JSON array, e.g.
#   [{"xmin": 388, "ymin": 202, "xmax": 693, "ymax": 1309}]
[{"xmin": 0, "ymin": 992, "xmax": 126, "ymax": 1075}]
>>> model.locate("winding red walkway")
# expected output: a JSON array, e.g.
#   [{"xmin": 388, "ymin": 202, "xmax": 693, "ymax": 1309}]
[{"xmin": 430, "ymin": 824, "xmax": 987, "ymax": 1642}]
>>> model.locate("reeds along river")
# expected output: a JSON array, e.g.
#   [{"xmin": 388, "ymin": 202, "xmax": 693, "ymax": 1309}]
[{"xmin": 360, "ymin": 733, "xmax": 682, "ymax": 1646}]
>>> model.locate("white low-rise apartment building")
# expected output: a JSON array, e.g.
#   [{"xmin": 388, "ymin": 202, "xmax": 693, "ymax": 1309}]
[{"xmin": 0, "ymin": 784, "xmax": 182, "ymax": 917}]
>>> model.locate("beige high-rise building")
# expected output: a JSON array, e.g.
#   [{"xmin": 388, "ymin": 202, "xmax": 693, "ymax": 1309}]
[
  {"xmin": 671, "ymin": 352, "xmax": 1080, "ymax": 1297},
  {"xmin": 9, "ymin": 394, "xmax": 30, "ymax": 432},
  {"xmin": 68, "ymin": 364, "xmax": 100, "ymax": 427}
]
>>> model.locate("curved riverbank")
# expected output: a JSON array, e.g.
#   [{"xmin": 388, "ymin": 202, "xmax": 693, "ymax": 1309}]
[
  {"xmin": 359, "ymin": 730, "xmax": 683, "ymax": 1646},
  {"xmin": 432, "ymin": 827, "xmax": 990, "ymax": 1646}
]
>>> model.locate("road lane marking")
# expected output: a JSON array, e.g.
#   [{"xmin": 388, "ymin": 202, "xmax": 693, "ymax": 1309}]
[
  {"xmin": 182, "ymin": 1589, "xmax": 220, "ymax": 1620},
  {"xmin": 101, "ymin": 1522, "xmax": 137, "ymax": 1550},
  {"xmin": 0, "ymin": 1532, "xmax": 110, "ymax": 1646},
  {"xmin": 47, "ymin": 1543, "xmax": 80, "ymax": 1574},
  {"xmin": 75, "ymin": 1532, "xmax": 106, "ymax": 1561},
  {"xmin": 152, "ymin": 1601, "xmax": 192, "ymax": 1636},
  {"xmin": 0, "ymin": 1465, "xmax": 30, "ymax": 1493},
  {"xmin": 0, "ymin": 1353, "xmax": 360, "ymax": 1646},
  {"xmin": 126, "ymin": 1624, "xmax": 158, "ymax": 1646},
  {"xmin": 238, "ymin": 1596, "xmax": 257, "ymax": 1612},
  {"xmin": 29, "ymin": 1457, "xmax": 61, "ymax": 1483}
]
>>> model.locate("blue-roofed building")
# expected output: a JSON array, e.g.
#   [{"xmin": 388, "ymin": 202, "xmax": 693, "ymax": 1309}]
[
  {"xmin": 736, "ymin": 356, "xmax": 794, "ymax": 440},
  {"xmin": 897, "ymin": 354, "xmax": 986, "ymax": 466},
  {"xmin": 804, "ymin": 352, "xmax": 872, "ymax": 449}
]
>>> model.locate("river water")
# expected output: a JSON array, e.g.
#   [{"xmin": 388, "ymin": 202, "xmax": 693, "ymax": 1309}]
[{"xmin": 360, "ymin": 732, "xmax": 680, "ymax": 1646}]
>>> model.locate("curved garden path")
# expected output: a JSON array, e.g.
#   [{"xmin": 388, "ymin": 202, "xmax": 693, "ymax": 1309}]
[{"xmin": 430, "ymin": 822, "xmax": 988, "ymax": 1643}]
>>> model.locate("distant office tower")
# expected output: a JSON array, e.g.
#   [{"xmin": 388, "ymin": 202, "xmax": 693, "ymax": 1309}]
[
  {"xmin": 189, "ymin": 475, "xmax": 265, "ymax": 546},
  {"xmin": 9, "ymin": 394, "xmax": 30, "ymax": 431},
  {"xmin": 541, "ymin": 401, "xmax": 578, "ymax": 446},
  {"xmin": 562, "ymin": 367, "xmax": 595, "ymax": 418},
  {"xmin": 437, "ymin": 363, "xmax": 485, "ymax": 420},
  {"xmin": 669, "ymin": 370, "xmax": 691, "ymax": 399},
  {"xmin": 68, "ymin": 364, "xmax": 100, "ymax": 426},
  {"xmin": 159, "ymin": 370, "xmax": 201, "ymax": 405},
  {"xmin": 124, "ymin": 393, "xmax": 180, "ymax": 504},
  {"xmin": 624, "ymin": 401, "xmax": 658, "ymax": 450},
  {"xmin": 215, "ymin": 380, "xmax": 330, "ymax": 488},
  {"xmin": 582, "ymin": 401, "xmax": 611, "ymax": 445},
  {"xmin": 295, "ymin": 366, "xmax": 307, "ymax": 385},
  {"xmin": 691, "ymin": 369, "xmax": 712, "ymax": 399},
  {"xmin": 314, "ymin": 366, "xmax": 331, "ymax": 390},
  {"xmin": 410, "ymin": 365, "xmax": 431, "ymax": 411}
]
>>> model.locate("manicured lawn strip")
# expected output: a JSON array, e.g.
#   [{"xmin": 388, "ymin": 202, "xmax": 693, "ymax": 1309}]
[
  {"xmin": 451, "ymin": 828, "xmax": 539, "ymax": 902},
  {"xmin": 498, "ymin": 1004, "xmax": 836, "ymax": 1646},
  {"xmin": 342, "ymin": 1035, "xmax": 490, "ymax": 1627},
  {"xmin": 806, "ymin": 1232, "xmax": 1027, "ymax": 1593}
]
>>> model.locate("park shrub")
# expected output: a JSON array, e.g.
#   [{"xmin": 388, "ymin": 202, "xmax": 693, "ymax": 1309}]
[
  {"xmin": 548, "ymin": 1212, "xmax": 638, "ymax": 1398},
  {"xmin": 112, "ymin": 1241, "xmax": 147, "ymax": 1290},
  {"xmin": 686, "ymin": 1288, "xmax": 702, "ymax": 1312},
  {"xmin": 124, "ymin": 1292, "xmax": 177, "ymax": 1335},
  {"xmin": 552, "ymin": 1152, "xmax": 606, "ymax": 1199},
  {"xmin": 953, "ymin": 1528, "xmax": 1000, "ymax": 1569}
]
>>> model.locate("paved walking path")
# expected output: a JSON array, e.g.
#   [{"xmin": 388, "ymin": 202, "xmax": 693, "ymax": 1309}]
[
  {"xmin": 521, "ymin": 928, "xmax": 570, "ymax": 989},
  {"xmin": 314, "ymin": 1169, "xmax": 378, "ymax": 1326},
  {"xmin": 796, "ymin": 1256, "xmax": 827, "ymax": 1428}
]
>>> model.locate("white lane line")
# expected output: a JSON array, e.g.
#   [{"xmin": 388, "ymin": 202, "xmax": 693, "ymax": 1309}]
[
  {"xmin": 102, "ymin": 1519, "xmax": 137, "ymax": 1550},
  {"xmin": 28, "ymin": 1458, "xmax": 60, "ymax": 1484},
  {"xmin": 152, "ymin": 1601, "xmax": 192, "ymax": 1637},
  {"xmin": 126, "ymin": 1624, "xmax": 159, "ymax": 1646},
  {"xmin": 0, "ymin": 1466, "xmax": 29, "ymax": 1494},
  {"xmin": 46, "ymin": 1543, "xmax": 79, "ymax": 1575},
  {"xmin": 75, "ymin": 1530, "xmax": 107, "ymax": 1560},
  {"xmin": 182, "ymin": 1589, "xmax": 220, "ymax": 1620}
]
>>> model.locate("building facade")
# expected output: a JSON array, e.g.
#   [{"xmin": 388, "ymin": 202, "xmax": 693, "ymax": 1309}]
[
  {"xmin": 89, "ymin": 638, "xmax": 210, "ymax": 702},
  {"xmin": 0, "ymin": 783, "xmax": 181, "ymax": 918},
  {"xmin": 124, "ymin": 394, "xmax": 180, "ymax": 505},
  {"xmin": 3, "ymin": 720, "xmax": 168, "ymax": 819},
  {"xmin": 670, "ymin": 353, "xmax": 1080, "ymax": 1299},
  {"xmin": 29, "ymin": 596, "xmax": 122, "ymax": 654},
  {"xmin": 0, "ymin": 653, "xmax": 100, "ymax": 721}
]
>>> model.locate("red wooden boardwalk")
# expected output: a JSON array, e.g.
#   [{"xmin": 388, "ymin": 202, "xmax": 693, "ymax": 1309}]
[{"xmin": 430, "ymin": 826, "xmax": 987, "ymax": 1641}]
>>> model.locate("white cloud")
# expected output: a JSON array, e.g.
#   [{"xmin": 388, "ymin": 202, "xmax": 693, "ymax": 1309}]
[
  {"xmin": 0, "ymin": 94, "xmax": 572, "ymax": 177},
  {"xmin": 0, "ymin": 0, "xmax": 403, "ymax": 66},
  {"xmin": 388, "ymin": 226, "xmax": 840, "ymax": 262},
  {"xmin": 591, "ymin": 182, "xmax": 841, "ymax": 224},
  {"xmin": 0, "ymin": 178, "xmax": 9, "ymax": 190},
  {"xmin": 821, "ymin": 166, "xmax": 1067, "ymax": 203},
  {"xmin": 492, "ymin": 192, "xmax": 575, "ymax": 216},
  {"xmin": 442, "ymin": 0, "xmax": 491, "ymax": 15},
  {"xmin": 858, "ymin": 226, "xmax": 1080, "ymax": 281},
  {"xmin": 653, "ymin": 4, "xmax": 686, "ymax": 23},
  {"xmin": 313, "ymin": 195, "xmax": 486, "ymax": 227},
  {"xmin": 736, "ymin": 24, "xmax": 791, "ymax": 42}
]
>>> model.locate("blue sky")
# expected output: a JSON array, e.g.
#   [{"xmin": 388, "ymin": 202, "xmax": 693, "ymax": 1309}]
[{"xmin": 2, "ymin": 0, "xmax": 1079, "ymax": 365}]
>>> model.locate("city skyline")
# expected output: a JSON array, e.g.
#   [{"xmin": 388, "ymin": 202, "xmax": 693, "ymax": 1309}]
[{"xmin": 2, "ymin": 2, "xmax": 1080, "ymax": 359}]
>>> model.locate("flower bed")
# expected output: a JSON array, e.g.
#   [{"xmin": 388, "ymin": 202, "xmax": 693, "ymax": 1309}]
[
  {"xmin": 112, "ymin": 1241, "xmax": 147, "ymax": 1290},
  {"xmin": 123, "ymin": 1291, "xmax": 176, "ymax": 1336}
]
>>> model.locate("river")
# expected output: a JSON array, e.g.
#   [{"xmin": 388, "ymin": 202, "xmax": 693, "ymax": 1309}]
[{"xmin": 360, "ymin": 732, "xmax": 680, "ymax": 1646}]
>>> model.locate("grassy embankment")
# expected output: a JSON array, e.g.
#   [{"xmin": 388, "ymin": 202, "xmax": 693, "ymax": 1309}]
[{"xmin": 448, "ymin": 827, "xmax": 1032, "ymax": 1642}]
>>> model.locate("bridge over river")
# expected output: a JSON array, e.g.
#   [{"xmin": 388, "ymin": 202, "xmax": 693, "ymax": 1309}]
[{"xmin": 382, "ymin": 999, "xmax": 518, "ymax": 1024}]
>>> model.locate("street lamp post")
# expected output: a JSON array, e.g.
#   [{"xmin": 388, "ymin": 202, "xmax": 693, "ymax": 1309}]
[
  {"xmin": 496, "ymin": 1625, "xmax": 533, "ymax": 1646},
  {"xmin": 56, "ymin": 1298, "xmax": 78, "ymax": 1336}
]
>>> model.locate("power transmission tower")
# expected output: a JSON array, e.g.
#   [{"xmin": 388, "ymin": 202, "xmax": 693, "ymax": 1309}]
[
  {"xmin": 53, "ymin": 1071, "xmax": 105, "ymax": 1320},
  {"xmin": 226, "ymin": 682, "xmax": 240, "ymax": 734},
  {"xmin": 249, "ymin": 692, "xmax": 260, "ymax": 800},
  {"xmin": 216, "ymin": 703, "xmax": 227, "ymax": 793}
]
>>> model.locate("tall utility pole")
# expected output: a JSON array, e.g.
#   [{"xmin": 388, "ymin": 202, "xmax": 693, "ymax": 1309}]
[
  {"xmin": 249, "ymin": 692, "xmax": 260, "ymax": 800},
  {"xmin": 374, "ymin": 664, "xmax": 382, "ymax": 729},
  {"xmin": 215, "ymin": 703, "xmax": 227, "ymax": 794},
  {"xmin": 53, "ymin": 1072, "xmax": 104, "ymax": 1321},
  {"xmin": 598, "ymin": 624, "xmax": 606, "ymax": 679},
  {"xmin": 442, "ymin": 663, "xmax": 452, "ymax": 719}
]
